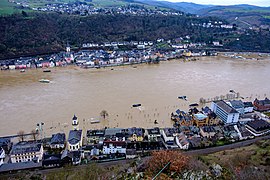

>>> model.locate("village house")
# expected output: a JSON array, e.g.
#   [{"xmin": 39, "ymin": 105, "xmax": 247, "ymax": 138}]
[
  {"xmin": 145, "ymin": 127, "xmax": 161, "ymax": 142},
  {"xmin": 211, "ymin": 100, "xmax": 239, "ymax": 124},
  {"xmin": 125, "ymin": 127, "xmax": 144, "ymax": 142},
  {"xmin": 42, "ymin": 154, "xmax": 62, "ymax": 168},
  {"xmin": 161, "ymin": 128, "xmax": 180, "ymax": 148},
  {"xmin": 201, "ymin": 107, "xmax": 219, "ymax": 125},
  {"xmin": 193, "ymin": 113, "xmax": 209, "ymax": 127},
  {"xmin": 50, "ymin": 133, "xmax": 66, "ymax": 149},
  {"xmin": 227, "ymin": 100, "xmax": 245, "ymax": 115},
  {"xmin": 243, "ymin": 102, "xmax": 254, "ymax": 113},
  {"xmin": 86, "ymin": 129, "xmax": 105, "ymax": 145},
  {"xmin": 253, "ymin": 98, "xmax": 270, "ymax": 111},
  {"xmin": 10, "ymin": 141, "xmax": 43, "ymax": 163},
  {"xmin": 0, "ymin": 138, "xmax": 12, "ymax": 153},
  {"xmin": 0, "ymin": 147, "xmax": 5, "ymax": 166},
  {"xmin": 200, "ymin": 126, "xmax": 216, "ymax": 138},
  {"xmin": 102, "ymin": 141, "xmax": 126, "ymax": 155},
  {"xmin": 172, "ymin": 109, "xmax": 193, "ymax": 126},
  {"xmin": 246, "ymin": 119, "xmax": 270, "ymax": 136},
  {"xmin": 175, "ymin": 133, "xmax": 189, "ymax": 150},
  {"xmin": 223, "ymin": 125, "xmax": 239, "ymax": 140}
]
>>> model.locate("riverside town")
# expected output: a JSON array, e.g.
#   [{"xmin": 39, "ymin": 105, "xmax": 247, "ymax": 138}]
[{"xmin": 0, "ymin": 93, "xmax": 270, "ymax": 173}]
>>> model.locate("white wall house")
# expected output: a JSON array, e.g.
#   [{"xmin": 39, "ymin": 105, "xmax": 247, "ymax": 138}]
[
  {"xmin": 211, "ymin": 100, "xmax": 239, "ymax": 124},
  {"xmin": 161, "ymin": 128, "xmax": 180, "ymax": 142},
  {"xmin": 10, "ymin": 142, "xmax": 43, "ymax": 163},
  {"xmin": 102, "ymin": 141, "xmax": 126, "ymax": 155}
]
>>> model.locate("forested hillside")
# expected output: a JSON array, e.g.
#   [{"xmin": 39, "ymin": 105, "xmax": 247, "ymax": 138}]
[{"xmin": 0, "ymin": 12, "xmax": 228, "ymax": 59}]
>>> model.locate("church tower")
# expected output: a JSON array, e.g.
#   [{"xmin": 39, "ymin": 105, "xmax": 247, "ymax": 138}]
[
  {"xmin": 72, "ymin": 114, "xmax": 79, "ymax": 130},
  {"xmin": 66, "ymin": 42, "xmax": 70, "ymax": 53}
]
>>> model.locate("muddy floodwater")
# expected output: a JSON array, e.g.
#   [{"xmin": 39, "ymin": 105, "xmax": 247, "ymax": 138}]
[{"xmin": 1, "ymin": 56, "xmax": 270, "ymax": 137}]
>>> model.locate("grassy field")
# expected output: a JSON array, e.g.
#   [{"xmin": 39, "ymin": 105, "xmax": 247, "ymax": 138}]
[
  {"xmin": 199, "ymin": 140, "xmax": 270, "ymax": 179},
  {"xmin": 0, "ymin": 0, "xmax": 20, "ymax": 15}
]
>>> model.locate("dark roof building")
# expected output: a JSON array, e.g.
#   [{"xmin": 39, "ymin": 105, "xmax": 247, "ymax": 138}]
[
  {"xmin": 246, "ymin": 119, "xmax": 270, "ymax": 135},
  {"xmin": 68, "ymin": 130, "xmax": 82, "ymax": 145},
  {"xmin": 10, "ymin": 142, "xmax": 42, "ymax": 155},
  {"xmin": 50, "ymin": 133, "xmax": 66, "ymax": 148},
  {"xmin": 253, "ymin": 98, "xmax": 270, "ymax": 111}
]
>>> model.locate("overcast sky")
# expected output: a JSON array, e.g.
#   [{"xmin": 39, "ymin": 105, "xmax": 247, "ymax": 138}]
[{"xmin": 165, "ymin": 0, "xmax": 270, "ymax": 7}]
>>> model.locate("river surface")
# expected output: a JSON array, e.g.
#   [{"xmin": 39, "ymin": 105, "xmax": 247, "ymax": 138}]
[{"xmin": 1, "ymin": 56, "xmax": 270, "ymax": 137}]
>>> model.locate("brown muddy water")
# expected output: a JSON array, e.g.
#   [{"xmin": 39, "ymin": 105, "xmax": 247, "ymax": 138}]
[{"xmin": 0, "ymin": 56, "xmax": 270, "ymax": 137}]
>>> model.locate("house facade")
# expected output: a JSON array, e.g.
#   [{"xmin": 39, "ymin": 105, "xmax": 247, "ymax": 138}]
[
  {"xmin": 86, "ymin": 129, "xmax": 105, "ymax": 145},
  {"xmin": 0, "ymin": 147, "xmax": 5, "ymax": 166},
  {"xmin": 102, "ymin": 141, "xmax": 126, "ymax": 155},
  {"xmin": 126, "ymin": 128, "xmax": 144, "ymax": 142},
  {"xmin": 211, "ymin": 100, "xmax": 239, "ymax": 124},
  {"xmin": 10, "ymin": 142, "xmax": 43, "ymax": 163},
  {"xmin": 146, "ymin": 127, "xmax": 161, "ymax": 142},
  {"xmin": 253, "ymin": 98, "xmax": 270, "ymax": 111}
]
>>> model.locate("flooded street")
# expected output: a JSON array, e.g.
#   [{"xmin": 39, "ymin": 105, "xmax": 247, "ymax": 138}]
[{"xmin": 1, "ymin": 56, "xmax": 270, "ymax": 137}]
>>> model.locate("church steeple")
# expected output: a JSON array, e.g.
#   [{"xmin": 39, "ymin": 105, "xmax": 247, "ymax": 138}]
[
  {"xmin": 72, "ymin": 114, "xmax": 79, "ymax": 130},
  {"xmin": 66, "ymin": 42, "xmax": 70, "ymax": 53}
]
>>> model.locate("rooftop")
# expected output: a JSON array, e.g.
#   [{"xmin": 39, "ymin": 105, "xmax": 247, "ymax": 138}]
[
  {"xmin": 163, "ymin": 128, "xmax": 180, "ymax": 137},
  {"xmin": 87, "ymin": 129, "xmax": 105, "ymax": 137},
  {"xmin": 68, "ymin": 130, "xmax": 82, "ymax": 145},
  {"xmin": 243, "ymin": 102, "xmax": 253, "ymax": 108},
  {"xmin": 246, "ymin": 120, "xmax": 270, "ymax": 132},
  {"xmin": 10, "ymin": 141, "xmax": 42, "ymax": 155},
  {"xmin": 214, "ymin": 100, "xmax": 238, "ymax": 114},
  {"xmin": 147, "ymin": 127, "xmax": 160, "ymax": 135},
  {"xmin": 104, "ymin": 128, "xmax": 123, "ymax": 136},
  {"xmin": 229, "ymin": 100, "xmax": 244, "ymax": 109},
  {"xmin": 50, "ymin": 133, "xmax": 66, "ymax": 145},
  {"xmin": 194, "ymin": 113, "xmax": 208, "ymax": 121}
]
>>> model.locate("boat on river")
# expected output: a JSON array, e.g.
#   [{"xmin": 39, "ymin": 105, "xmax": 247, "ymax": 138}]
[
  {"xmin": 189, "ymin": 103, "xmax": 199, "ymax": 107},
  {"xmin": 39, "ymin": 79, "xmax": 50, "ymax": 83},
  {"xmin": 132, "ymin": 104, "xmax": 142, "ymax": 107},
  {"xmin": 178, "ymin": 96, "xmax": 187, "ymax": 100},
  {"xmin": 43, "ymin": 69, "xmax": 51, "ymax": 73}
]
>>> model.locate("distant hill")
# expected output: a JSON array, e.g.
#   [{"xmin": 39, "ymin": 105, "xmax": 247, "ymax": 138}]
[
  {"xmin": 134, "ymin": 0, "xmax": 212, "ymax": 14},
  {"xmin": 198, "ymin": 4, "xmax": 270, "ymax": 28}
]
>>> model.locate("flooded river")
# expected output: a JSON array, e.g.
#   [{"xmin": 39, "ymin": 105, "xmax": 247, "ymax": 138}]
[{"xmin": 1, "ymin": 56, "xmax": 270, "ymax": 137}]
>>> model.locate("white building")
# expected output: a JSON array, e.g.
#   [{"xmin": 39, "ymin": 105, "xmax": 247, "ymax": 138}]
[
  {"xmin": 0, "ymin": 147, "xmax": 5, "ymax": 166},
  {"xmin": 102, "ymin": 141, "xmax": 126, "ymax": 155},
  {"xmin": 10, "ymin": 142, "xmax": 43, "ymax": 163},
  {"xmin": 211, "ymin": 100, "xmax": 239, "ymax": 124},
  {"xmin": 68, "ymin": 115, "xmax": 83, "ymax": 151}
]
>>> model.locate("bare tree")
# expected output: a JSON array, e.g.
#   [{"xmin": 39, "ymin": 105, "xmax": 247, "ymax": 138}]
[
  {"xmin": 100, "ymin": 110, "xmax": 109, "ymax": 120},
  {"xmin": 31, "ymin": 129, "xmax": 38, "ymax": 141},
  {"xmin": 17, "ymin": 130, "xmax": 25, "ymax": 142}
]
